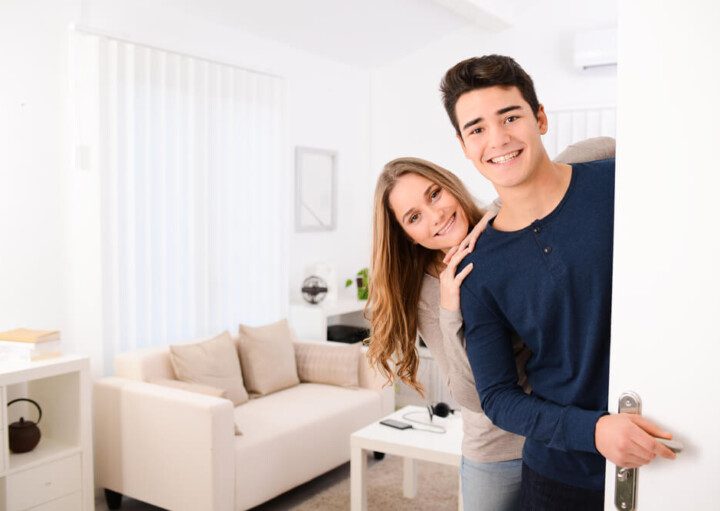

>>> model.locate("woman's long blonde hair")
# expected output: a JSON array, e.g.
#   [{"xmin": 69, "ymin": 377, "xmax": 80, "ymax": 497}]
[{"xmin": 366, "ymin": 157, "xmax": 484, "ymax": 394}]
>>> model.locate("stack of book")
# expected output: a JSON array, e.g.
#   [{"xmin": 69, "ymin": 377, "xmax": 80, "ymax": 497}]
[{"xmin": 0, "ymin": 328, "xmax": 62, "ymax": 361}]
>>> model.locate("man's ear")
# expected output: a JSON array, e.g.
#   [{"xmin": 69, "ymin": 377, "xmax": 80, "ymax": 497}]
[{"xmin": 536, "ymin": 104, "xmax": 549, "ymax": 135}]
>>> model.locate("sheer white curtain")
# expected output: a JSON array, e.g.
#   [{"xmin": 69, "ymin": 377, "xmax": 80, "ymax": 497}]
[{"xmin": 70, "ymin": 30, "xmax": 286, "ymax": 372}]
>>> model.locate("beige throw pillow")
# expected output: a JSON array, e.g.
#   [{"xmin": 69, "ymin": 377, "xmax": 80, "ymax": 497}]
[
  {"xmin": 237, "ymin": 319, "xmax": 300, "ymax": 396},
  {"xmin": 294, "ymin": 341, "xmax": 361, "ymax": 388},
  {"xmin": 169, "ymin": 331, "xmax": 249, "ymax": 406}
]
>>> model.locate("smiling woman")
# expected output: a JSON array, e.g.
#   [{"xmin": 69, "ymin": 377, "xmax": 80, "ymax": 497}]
[
  {"xmin": 366, "ymin": 157, "xmax": 484, "ymax": 393},
  {"xmin": 387, "ymin": 172, "xmax": 470, "ymax": 252},
  {"xmin": 366, "ymin": 156, "xmax": 530, "ymax": 511}
]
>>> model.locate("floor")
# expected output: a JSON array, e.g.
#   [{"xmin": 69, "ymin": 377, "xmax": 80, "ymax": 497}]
[{"xmin": 94, "ymin": 459, "xmax": 374, "ymax": 510}]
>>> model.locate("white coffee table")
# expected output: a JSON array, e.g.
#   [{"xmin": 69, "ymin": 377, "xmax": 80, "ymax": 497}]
[{"xmin": 350, "ymin": 405, "xmax": 463, "ymax": 511}]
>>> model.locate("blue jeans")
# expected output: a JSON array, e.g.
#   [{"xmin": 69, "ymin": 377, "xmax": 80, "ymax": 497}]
[
  {"xmin": 519, "ymin": 462, "xmax": 603, "ymax": 511},
  {"xmin": 461, "ymin": 456, "xmax": 522, "ymax": 511}
]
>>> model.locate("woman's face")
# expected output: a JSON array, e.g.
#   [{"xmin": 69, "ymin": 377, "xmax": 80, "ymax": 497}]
[{"xmin": 387, "ymin": 172, "xmax": 469, "ymax": 252}]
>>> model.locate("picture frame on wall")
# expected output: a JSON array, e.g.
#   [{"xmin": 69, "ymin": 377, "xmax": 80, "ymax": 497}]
[{"xmin": 295, "ymin": 147, "xmax": 337, "ymax": 232}]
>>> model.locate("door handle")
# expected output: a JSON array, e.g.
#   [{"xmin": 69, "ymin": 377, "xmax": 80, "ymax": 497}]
[{"xmin": 615, "ymin": 391, "xmax": 640, "ymax": 510}]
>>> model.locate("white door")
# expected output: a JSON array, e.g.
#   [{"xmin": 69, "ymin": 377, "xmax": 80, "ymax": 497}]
[{"xmin": 607, "ymin": 1, "xmax": 720, "ymax": 509}]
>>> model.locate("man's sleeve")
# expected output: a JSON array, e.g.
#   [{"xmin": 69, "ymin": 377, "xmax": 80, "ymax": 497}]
[{"xmin": 461, "ymin": 285, "xmax": 606, "ymax": 454}]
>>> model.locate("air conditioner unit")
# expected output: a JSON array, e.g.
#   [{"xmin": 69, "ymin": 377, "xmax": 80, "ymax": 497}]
[{"xmin": 574, "ymin": 28, "xmax": 617, "ymax": 70}]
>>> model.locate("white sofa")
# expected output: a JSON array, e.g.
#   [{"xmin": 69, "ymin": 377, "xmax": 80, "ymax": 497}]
[{"xmin": 94, "ymin": 339, "xmax": 394, "ymax": 510}]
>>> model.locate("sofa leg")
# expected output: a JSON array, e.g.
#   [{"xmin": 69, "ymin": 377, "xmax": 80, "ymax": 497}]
[
  {"xmin": 373, "ymin": 451, "xmax": 385, "ymax": 460},
  {"xmin": 105, "ymin": 489, "xmax": 123, "ymax": 509}
]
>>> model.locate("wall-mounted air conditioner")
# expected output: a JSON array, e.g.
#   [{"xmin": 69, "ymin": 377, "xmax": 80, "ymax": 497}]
[{"xmin": 573, "ymin": 28, "xmax": 617, "ymax": 70}]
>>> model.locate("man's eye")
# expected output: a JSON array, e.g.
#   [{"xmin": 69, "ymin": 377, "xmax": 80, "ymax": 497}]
[
  {"xmin": 505, "ymin": 115, "xmax": 519, "ymax": 124},
  {"xmin": 471, "ymin": 127, "xmax": 484, "ymax": 135}
]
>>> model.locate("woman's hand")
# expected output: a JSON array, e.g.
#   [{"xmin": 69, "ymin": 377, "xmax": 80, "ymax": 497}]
[
  {"xmin": 439, "ymin": 243, "xmax": 474, "ymax": 311},
  {"xmin": 443, "ymin": 207, "xmax": 497, "ymax": 266},
  {"xmin": 439, "ymin": 206, "xmax": 498, "ymax": 311}
]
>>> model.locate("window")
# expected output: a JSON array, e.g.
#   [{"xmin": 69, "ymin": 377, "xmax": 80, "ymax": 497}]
[{"xmin": 71, "ymin": 30, "xmax": 286, "ymax": 371}]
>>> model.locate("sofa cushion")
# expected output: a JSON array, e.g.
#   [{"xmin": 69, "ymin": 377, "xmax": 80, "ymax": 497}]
[
  {"xmin": 169, "ymin": 331, "xmax": 249, "ymax": 405},
  {"xmin": 231, "ymin": 382, "xmax": 384, "ymax": 509},
  {"xmin": 294, "ymin": 341, "xmax": 361, "ymax": 387},
  {"xmin": 238, "ymin": 319, "xmax": 300, "ymax": 396}
]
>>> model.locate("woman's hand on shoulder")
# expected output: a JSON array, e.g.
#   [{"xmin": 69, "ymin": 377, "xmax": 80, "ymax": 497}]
[
  {"xmin": 444, "ymin": 207, "xmax": 497, "ymax": 264},
  {"xmin": 439, "ymin": 204, "xmax": 498, "ymax": 311},
  {"xmin": 438, "ymin": 243, "xmax": 474, "ymax": 311}
]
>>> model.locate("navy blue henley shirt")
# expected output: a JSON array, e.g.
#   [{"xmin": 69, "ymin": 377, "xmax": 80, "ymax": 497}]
[{"xmin": 459, "ymin": 158, "xmax": 615, "ymax": 491}]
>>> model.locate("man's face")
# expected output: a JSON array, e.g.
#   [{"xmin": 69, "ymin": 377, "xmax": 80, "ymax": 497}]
[{"xmin": 455, "ymin": 85, "xmax": 548, "ymax": 191}]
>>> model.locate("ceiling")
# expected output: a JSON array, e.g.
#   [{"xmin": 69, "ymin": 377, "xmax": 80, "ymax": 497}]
[{"xmin": 164, "ymin": 0, "xmax": 526, "ymax": 68}]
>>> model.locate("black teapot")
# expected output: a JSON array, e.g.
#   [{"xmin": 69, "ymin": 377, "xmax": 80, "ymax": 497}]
[{"xmin": 8, "ymin": 398, "xmax": 42, "ymax": 453}]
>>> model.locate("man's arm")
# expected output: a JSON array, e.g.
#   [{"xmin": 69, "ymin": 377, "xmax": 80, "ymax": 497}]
[
  {"xmin": 462, "ymin": 284, "xmax": 676, "ymax": 466},
  {"xmin": 461, "ymin": 285, "xmax": 605, "ymax": 453},
  {"xmin": 555, "ymin": 136, "xmax": 678, "ymax": 467}
]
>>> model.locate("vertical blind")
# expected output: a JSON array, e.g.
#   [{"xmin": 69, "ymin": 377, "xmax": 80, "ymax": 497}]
[
  {"xmin": 71, "ymin": 30, "xmax": 286, "ymax": 371},
  {"xmin": 544, "ymin": 106, "xmax": 616, "ymax": 158}
]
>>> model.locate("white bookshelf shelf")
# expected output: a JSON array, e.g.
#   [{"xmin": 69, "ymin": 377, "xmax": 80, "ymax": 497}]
[
  {"xmin": 8, "ymin": 439, "xmax": 81, "ymax": 473},
  {"xmin": 0, "ymin": 356, "xmax": 93, "ymax": 510}
]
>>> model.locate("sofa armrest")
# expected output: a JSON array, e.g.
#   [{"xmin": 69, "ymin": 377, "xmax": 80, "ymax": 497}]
[
  {"xmin": 359, "ymin": 345, "xmax": 395, "ymax": 415},
  {"xmin": 94, "ymin": 377, "xmax": 235, "ymax": 511}
]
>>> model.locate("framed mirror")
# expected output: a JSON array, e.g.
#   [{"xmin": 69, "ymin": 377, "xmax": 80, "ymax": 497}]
[{"xmin": 295, "ymin": 147, "xmax": 337, "ymax": 232}]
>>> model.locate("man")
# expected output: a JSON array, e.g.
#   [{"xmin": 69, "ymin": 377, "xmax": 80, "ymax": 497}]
[{"xmin": 442, "ymin": 55, "xmax": 675, "ymax": 509}]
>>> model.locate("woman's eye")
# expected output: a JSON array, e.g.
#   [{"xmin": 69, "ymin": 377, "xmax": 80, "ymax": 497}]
[
  {"xmin": 409, "ymin": 213, "xmax": 419, "ymax": 224},
  {"xmin": 430, "ymin": 188, "xmax": 441, "ymax": 200}
]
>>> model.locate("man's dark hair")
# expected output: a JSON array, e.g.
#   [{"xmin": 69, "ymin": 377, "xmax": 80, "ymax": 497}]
[{"xmin": 440, "ymin": 55, "xmax": 540, "ymax": 135}]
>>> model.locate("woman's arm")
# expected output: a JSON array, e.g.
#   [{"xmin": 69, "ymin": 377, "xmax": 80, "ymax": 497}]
[{"xmin": 417, "ymin": 289, "xmax": 483, "ymax": 413}]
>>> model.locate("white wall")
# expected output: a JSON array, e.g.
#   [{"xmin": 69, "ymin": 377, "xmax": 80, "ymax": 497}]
[
  {"xmin": 0, "ymin": 0, "xmax": 81, "ymax": 333},
  {"xmin": 77, "ymin": 0, "xmax": 374, "ymax": 308},
  {"xmin": 370, "ymin": 0, "xmax": 618, "ymax": 204},
  {"xmin": 1, "ymin": 0, "xmax": 372, "ymax": 366}
]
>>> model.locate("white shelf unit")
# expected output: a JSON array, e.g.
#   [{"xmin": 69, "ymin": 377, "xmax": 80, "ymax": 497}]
[
  {"xmin": 289, "ymin": 298, "xmax": 368, "ymax": 340},
  {"xmin": 0, "ymin": 356, "xmax": 93, "ymax": 511}
]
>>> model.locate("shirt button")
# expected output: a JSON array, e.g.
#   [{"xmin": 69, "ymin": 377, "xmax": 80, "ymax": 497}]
[
  {"xmin": 543, "ymin": 246, "xmax": 552, "ymax": 254},
  {"xmin": 533, "ymin": 227, "xmax": 541, "ymax": 234}
]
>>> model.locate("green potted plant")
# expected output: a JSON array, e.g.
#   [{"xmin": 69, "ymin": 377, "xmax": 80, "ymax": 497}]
[{"xmin": 345, "ymin": 267, "xmax": 369, "ymax": 300}]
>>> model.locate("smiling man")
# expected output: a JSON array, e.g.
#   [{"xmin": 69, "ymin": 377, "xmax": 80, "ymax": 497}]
[{"xmin": 440, "ymin": 55, "xmax": 675, "ymax": 509}]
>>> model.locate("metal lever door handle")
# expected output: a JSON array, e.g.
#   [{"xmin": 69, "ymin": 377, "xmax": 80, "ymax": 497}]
[
  {"xmin": 614, "ymin": 392, "xmax": 684, "ymax": 510},
  {"xmin": 615, "ymin": 391, "xmax": 640, "ymax": 510}
]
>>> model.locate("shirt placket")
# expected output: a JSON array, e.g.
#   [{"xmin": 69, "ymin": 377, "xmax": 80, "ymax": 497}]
[{"xmin": 531, "ymin": 220, "xmax": 567, "ymax": 279}]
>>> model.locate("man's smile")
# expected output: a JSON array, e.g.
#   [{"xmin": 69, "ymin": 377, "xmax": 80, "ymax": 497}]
[{"xmin": 487, "ymin": 149, "xmax": 522, "ymax": 164}]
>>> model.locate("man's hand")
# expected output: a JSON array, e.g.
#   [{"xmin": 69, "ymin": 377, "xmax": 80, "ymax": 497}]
[{"xmin": 595, "ymin": 414, "xmax": 677, "ymax": 468}]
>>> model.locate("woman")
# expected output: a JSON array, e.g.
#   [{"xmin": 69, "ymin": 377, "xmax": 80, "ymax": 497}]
[{"xmin": 366, "ymin": 139, "xmax": 615, "ymax": 510}]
